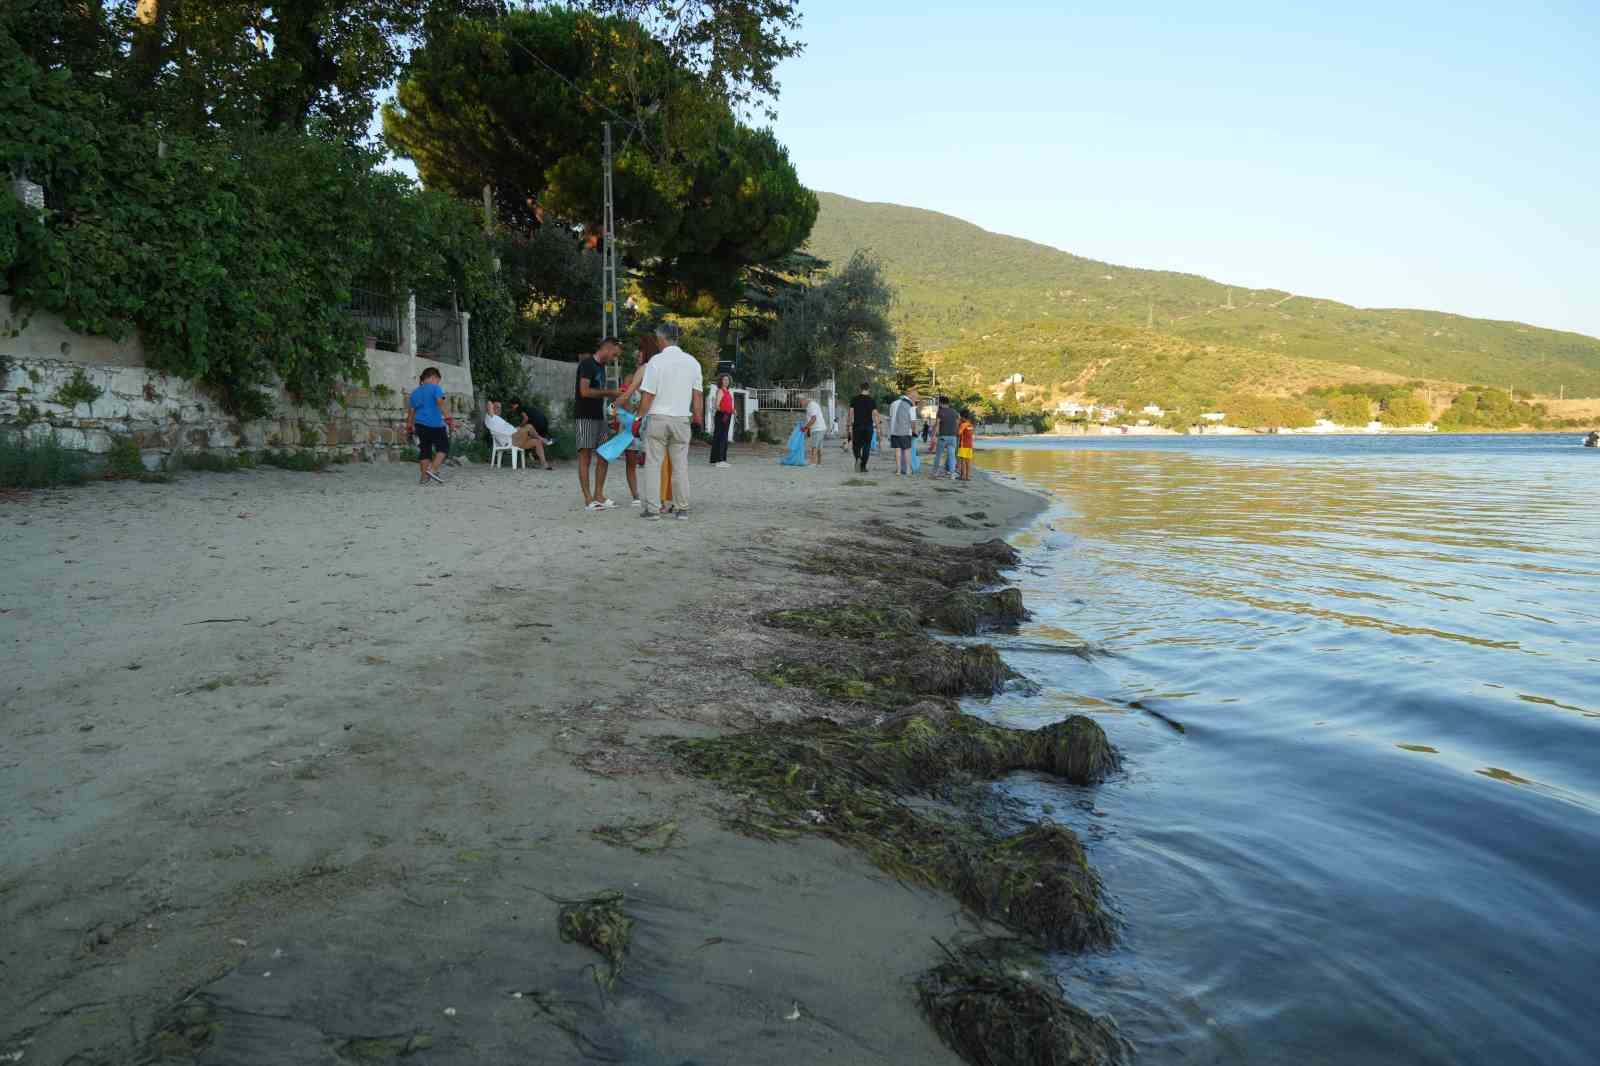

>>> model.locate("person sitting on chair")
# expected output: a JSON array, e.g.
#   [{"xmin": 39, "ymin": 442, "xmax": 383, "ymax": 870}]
[
  {"xmin": 503, "ymin": 398, "xmax": 555, "ymax": 469},
  {"xmin": 483, "ymin": 401, "xmax": 540, "ymax": 468}
]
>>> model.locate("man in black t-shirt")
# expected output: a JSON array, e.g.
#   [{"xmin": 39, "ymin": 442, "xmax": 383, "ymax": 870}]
[
  {"xmin": 847, "ymin": 381, "xmax": 883, "ymax": 473},
  {"xmin": 575, "ymin": 338, "xmax": 622, "ymax": 510}
]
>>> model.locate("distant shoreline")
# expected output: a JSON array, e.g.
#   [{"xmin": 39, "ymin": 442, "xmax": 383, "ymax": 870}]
[{"xmin": 981, "ymin": 426, "xmax": 1593, "ymax": 441}]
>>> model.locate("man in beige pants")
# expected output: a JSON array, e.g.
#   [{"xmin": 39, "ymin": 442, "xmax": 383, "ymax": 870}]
[{"xmin": 635, "ymin": 322, "xmax": 704, "ymax": 521}]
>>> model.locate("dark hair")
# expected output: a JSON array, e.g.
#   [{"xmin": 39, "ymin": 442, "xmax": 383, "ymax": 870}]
[
  {"xmin": 599, "ymin": 336, "xmax": 621, "ymax": 348},
  {"xmin": 638, "ymin": 334, "xmax": 663, "ymax": 363},
  {"xmin": 420, "ymin": 367, "xmax": 441, "ymax": 383},
  {"xmin": 938, "ymin": 394, "xmax": 949, "ymax": 405},
  {"xmin": 859, "ymin": 381, "xmax": 871, "ymax": 393}
]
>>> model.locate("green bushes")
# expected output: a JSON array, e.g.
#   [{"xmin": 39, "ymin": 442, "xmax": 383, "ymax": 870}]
[
  {"xmin": 100, "ymin": 438, "xmax": 146, "ymax": 479},
  {"xmin": 258, "ymin": 449, "xmax": 327, "ymax": 472},
  {"xmin": 0, "ymin": 430, "xmax": 87, "ymax": 488},
  {"xmin": 0, "ymin": 25, "xmax": 514, "ymax": 420}
]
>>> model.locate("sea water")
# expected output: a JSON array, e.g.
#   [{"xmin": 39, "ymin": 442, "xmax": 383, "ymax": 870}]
[{"xmin": 970, "ymin": 433, "xmax": 1600, "ymax": 1065}]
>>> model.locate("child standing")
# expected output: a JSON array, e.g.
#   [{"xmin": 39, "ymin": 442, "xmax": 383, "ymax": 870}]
[
  {"xmin": 407, "ymin": 366, "xmax": 455, "ymax": 485},
  {"xmin": 956, "ymin": 409, "xmax": 976, "ymax": 481}
]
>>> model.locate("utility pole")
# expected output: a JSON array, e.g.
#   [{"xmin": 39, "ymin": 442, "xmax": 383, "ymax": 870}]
[{"xmin": 600, "ymin": 122, "xmax": 620, "ymax": 345}]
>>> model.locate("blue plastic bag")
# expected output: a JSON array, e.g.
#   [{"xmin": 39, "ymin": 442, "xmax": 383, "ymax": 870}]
[
  {"xmin": 909, "ymin": 442, "xmax": 921, "ymax": 472},
  {"xmin": 779, "ymin": 424, "xmax": 807, "ymax": 466},
  {"xmin": 597, "ymin": 409, "xmax": 637, "ymax": 462}
]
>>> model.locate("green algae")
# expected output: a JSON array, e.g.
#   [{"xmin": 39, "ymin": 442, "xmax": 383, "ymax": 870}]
[
  {"xmin": 917, "ymin": 939, "xmax": 1129, "ymax": 1066},
  {"xmin": 666, "ymin": 711, "xmax": 1118, "ymax": 950},
  {"xmin": 556, "ymin": 891, "xmax": 633, "ymax": 989},
  {"xmin": 923, "ymin": 587, "xmax": 1028, "ymax": 635}
]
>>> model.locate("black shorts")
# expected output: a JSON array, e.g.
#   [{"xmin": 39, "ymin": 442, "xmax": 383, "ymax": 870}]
[
  {"xmin": 890, "ymin": 434, "xmax": 912, "ymax": 450},
  {"xmin": 415, "ymin": 424, "xmax": 450, "ymax": 460}
]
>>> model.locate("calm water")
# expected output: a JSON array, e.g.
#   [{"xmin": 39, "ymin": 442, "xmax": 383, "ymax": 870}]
[{"xmin": 971, "ymin": 433, "xmax": 1600, "ymax": 1065}]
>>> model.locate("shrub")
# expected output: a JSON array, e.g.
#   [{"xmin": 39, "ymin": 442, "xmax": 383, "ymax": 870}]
[
  {"xmin": 101, "ymin": 438, "xmax": 146, "ymax": 479},
  {"xmin": 547, "ymin": 424, "xmax": 577, "ymax": 461},
  {"xmin": 0, "ymin": 429, "xmax": 88, "ymax": 488},
  {"xmin": 458, "ymin": 437, "xmax": 491, "ymax": 463},
  {"xmin": 173, "ymin": 450, "xmax": 245, "ymax": 473},
  {"xmin": 259, "ymin": 449, "xmax": 326, "ymax": 472}
]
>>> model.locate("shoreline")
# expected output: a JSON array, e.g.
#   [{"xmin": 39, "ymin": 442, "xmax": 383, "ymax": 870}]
[{"xmin": 0, "ymin": 443, "xmax": 1104, "ymax": 1065}]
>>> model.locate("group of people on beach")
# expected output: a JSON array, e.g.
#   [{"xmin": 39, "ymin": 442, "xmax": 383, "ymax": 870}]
[
  {"xmin": 848, "ymin": 384, "xmax": 975, "ymax": 480},
  {"xmin": 405, "ymin": 323, "xmax": 978, "ymax": 504}
]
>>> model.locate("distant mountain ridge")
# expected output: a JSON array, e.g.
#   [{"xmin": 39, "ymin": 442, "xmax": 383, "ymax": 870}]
[{"xmin": 803, "ymin": 191, "xmax": 1600, "ymax": 400}]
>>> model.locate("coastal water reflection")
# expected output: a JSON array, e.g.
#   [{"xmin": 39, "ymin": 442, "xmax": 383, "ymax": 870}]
[{"xmin": 972, "ymin": 434, "xmax": 1600, "ymax": 1065}]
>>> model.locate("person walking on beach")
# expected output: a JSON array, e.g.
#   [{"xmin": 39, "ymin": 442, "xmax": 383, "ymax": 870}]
[
  {"xmin": 933, "ymin": 395, "xmax": 959, "ymax": 478},
  {"xmin": 635, "ymin": 323, "xmax": 703, "ymax": 520},
  {"xmin": 575, "ymin": 337, "xmax": 623, "ymax": 511},
  {"xmin": 848, "ymin": 381, "xmax": 881, "ymax": 473},
  {"xmin": 802, "ymin": 391, "xmax": 826, "ymax": 466},
  {"xmin": 615, "ymin": 334, "xmax": 662, "ymax": 506},
  {"xmin": 888, "ymin": 385, "xmax": 918, "ymax": 476},
  {"xmin": 406, "ymin": 366, "xmax": 455, "ymax": 485},
  {"xmin": 707, "ymin": 373, "xmax": 735, "ymax": 467}
]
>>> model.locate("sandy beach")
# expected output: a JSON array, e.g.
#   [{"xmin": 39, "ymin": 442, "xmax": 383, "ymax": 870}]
[{"xmin": 1, "ymin": 441, "xmax": 1047, "ymax": 1064}]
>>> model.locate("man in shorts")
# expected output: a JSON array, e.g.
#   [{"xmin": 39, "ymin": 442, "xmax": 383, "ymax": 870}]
[
  {"xmin": 406, "ymin": 366, "xmax": 455, "ymax": 485},
  {"xmin": 887, "ymin": 385, "xmax": 919, "ymax": 475},
  {"xmin": 575, "ymin": 337, "xmax": 622, "ymax": 511}
]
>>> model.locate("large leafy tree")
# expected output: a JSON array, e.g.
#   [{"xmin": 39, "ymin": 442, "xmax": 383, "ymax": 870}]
[
  {"xmin": 384, "ymin": 6, "xmax": 816, "ymax": 316},
  {"xmin": 587, "ymin": 0, "xmax": 803, "ymax": 118},
  {"xmin": 745, "ymin": 251, "xmax": 897, "ymax": 386}
]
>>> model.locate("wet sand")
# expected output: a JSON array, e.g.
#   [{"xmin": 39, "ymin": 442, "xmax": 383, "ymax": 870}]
[{"xmin": 0, "ymin": 442, "xmax": 1046, "ymax": 1064}]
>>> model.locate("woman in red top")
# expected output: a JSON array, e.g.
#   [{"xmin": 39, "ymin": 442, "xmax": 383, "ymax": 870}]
[{"xmin": 708, "ymin": 373, "xmax": 736, "ymax": 466}]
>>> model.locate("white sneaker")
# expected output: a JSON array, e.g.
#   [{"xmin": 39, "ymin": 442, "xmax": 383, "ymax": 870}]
[
  {"xmin": 716, "ymin": 461, "xmax": 731, "ymax": 468},
  {"xmin": 598, "ymin": 498, "xmax": 617, "ymax": 510},
  {"xmin": 584, "ymin": 500, "xmax": 604, "ymax": 512}
]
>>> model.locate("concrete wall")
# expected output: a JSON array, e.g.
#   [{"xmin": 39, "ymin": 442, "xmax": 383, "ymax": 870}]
[
  {"xmin": 2, "ymin": 296, "xmax": 144, "ymax": 367},
  {"xmin": 0, "ymin": 302, "xmax": 476, "ymax": 466}
]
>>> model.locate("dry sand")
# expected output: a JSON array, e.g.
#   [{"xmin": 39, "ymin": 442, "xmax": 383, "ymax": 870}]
[{"xmin": 1, "ymin": 441, "xmax": 1048, "ymax": 1064}]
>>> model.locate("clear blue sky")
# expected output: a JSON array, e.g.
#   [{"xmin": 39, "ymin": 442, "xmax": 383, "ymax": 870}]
[{"xmin": 766, "ymin": 1, "xmax": 1600, "ymax": 337}]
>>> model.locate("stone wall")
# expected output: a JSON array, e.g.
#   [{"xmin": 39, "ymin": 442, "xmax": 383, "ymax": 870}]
[{"xmin": 0, "ymin": 300, "xmax": 478, "ymax": 467}]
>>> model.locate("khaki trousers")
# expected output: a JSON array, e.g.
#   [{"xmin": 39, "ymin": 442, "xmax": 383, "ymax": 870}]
[{"xmin": 644, "ymin": 415, "xmax": 691, "ymax": 515}]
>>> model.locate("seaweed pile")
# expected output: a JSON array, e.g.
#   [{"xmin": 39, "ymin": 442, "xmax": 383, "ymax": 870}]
[
  {"xmin": 668, "ymin": 525, "xmax": 1132, "ymax": 1065},
  {"xmin": 556, "ymin": 890, "xmax": 633, "ymax": 991}
]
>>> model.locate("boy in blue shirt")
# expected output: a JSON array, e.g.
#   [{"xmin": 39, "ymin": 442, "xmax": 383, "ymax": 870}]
[{"xmin": 406, "ymin": 367, "xmax": 455, "ymax": 484}]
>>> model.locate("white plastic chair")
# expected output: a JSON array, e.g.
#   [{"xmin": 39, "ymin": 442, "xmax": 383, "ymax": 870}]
[{"xmin": 489, "ymin": 429, "xmax": 523, "ymax": 469}]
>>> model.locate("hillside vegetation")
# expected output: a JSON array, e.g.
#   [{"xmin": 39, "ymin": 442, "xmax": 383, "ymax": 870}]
[{"xmin": 806, "ymin": 192, "xmax": 1600, "ymax": 400}]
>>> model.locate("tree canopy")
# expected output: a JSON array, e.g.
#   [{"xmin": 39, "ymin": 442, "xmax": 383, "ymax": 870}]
[{"xmin": 383, "ymin": 6, "xmax": 817, "ymax": 315}]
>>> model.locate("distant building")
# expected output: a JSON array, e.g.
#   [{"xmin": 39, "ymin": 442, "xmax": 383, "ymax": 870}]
[
  {"xmin": 1141, "ymin": 404, "xmax": 1164, "ymax": 417},
  {"xmin": 1200, "ymin": 412, "xmax": 1226, "ymax": 422},
  {"xmin": 1002, "ymin": 373, "xmax": 1024, "ymax": 386}
]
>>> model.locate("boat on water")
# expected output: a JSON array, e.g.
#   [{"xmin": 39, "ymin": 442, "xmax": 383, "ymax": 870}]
[{"xmin": 1585, "ymin": 430, "xmax": 1599, "ymax": 448}]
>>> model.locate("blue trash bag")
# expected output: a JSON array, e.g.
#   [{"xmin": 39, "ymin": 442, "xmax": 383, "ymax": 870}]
[
  {"xmin": 779, "ymin": 424, "xmax": 808, "ymax": 465},
  {"xmin": 597, "ymin": 409, "xmax": 637, "ymax": 463},
  {"xmin": 910, "ymin": 442, "xmax": 921, "ymax": 472},
  {"xmin": 869, "ymin": 430, "xmax": 877, "ymax": 452}
]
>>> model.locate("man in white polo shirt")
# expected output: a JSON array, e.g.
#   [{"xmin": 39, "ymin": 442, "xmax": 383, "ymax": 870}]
[{"xmin": 635, "ymin": 322, "xmax": 704, "ymax": 520}]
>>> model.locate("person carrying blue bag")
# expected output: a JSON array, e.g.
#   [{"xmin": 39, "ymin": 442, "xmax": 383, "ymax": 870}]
[
  {"xmin": 779, "ymin": 422, "xmax": 808, "ymax": 466},
  {"xmin": 597, "ymin": 408, "xmax": 637, "ymax": 463}
]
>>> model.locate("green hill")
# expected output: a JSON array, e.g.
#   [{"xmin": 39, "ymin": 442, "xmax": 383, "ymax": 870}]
[{"xmin": 805, "ymin": 191, "xmax": 1600, "ymax": 399}]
